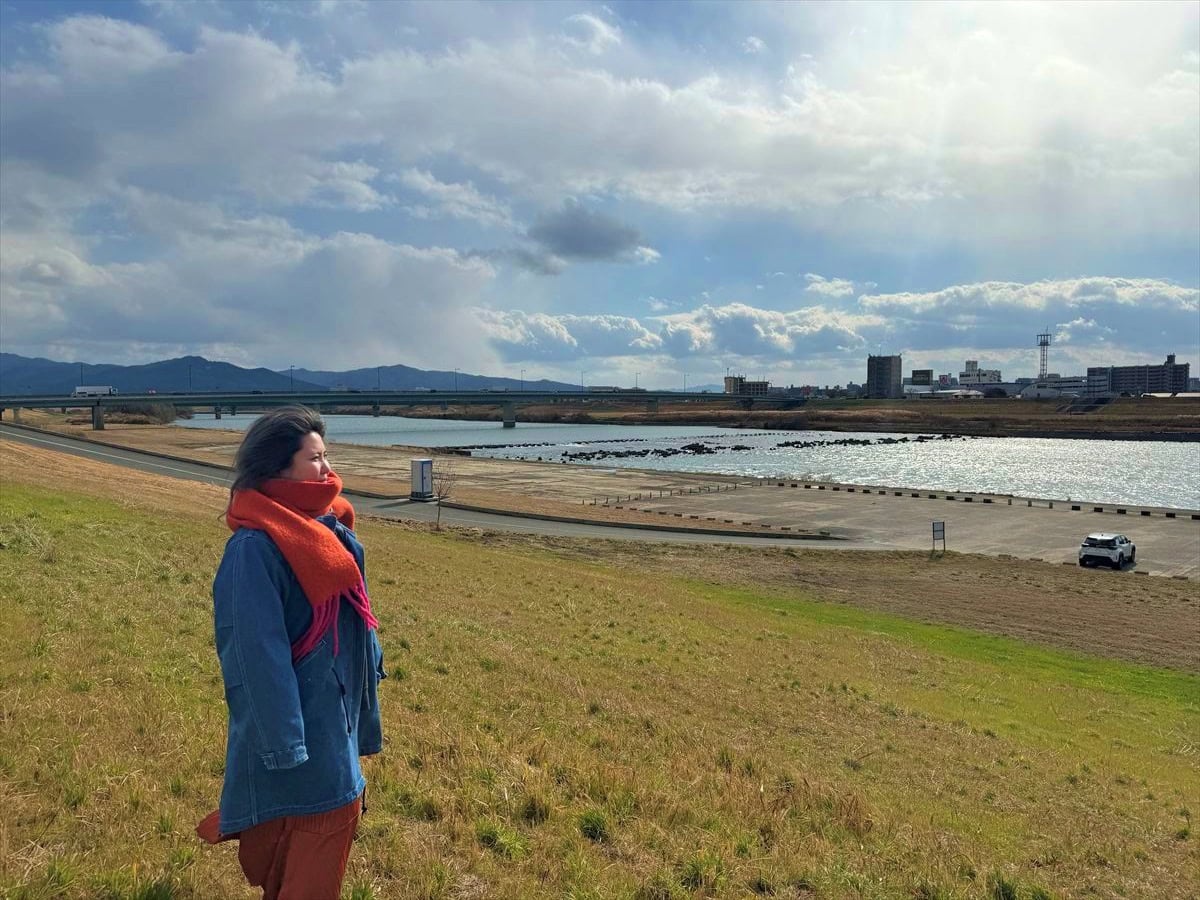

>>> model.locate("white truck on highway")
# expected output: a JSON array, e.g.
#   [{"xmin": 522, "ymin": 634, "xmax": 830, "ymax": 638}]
[{"xmin": 71, "ymin": 386, "xmax": 118, "ymax": 397}]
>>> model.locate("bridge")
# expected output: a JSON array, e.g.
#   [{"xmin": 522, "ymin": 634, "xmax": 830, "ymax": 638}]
[{"xmin": 0, "ymin": 389, "xmax": 795, "ymax": 430}]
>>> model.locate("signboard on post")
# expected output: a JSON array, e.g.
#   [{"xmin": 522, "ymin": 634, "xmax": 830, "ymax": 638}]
[{"xmin": 932, "ymin": 520, "xmax": 946, "ymax": 553}]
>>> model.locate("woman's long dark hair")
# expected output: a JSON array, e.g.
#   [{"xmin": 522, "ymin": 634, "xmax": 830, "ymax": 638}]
[{"xmin": 229, "ymin": 406, "xmax": 326, "ymax": 501}]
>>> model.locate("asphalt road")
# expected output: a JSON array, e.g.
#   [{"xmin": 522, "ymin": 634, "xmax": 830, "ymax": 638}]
[{"xmin": 0, "ymin": 422, "xmax": 877, "ymax": 549}]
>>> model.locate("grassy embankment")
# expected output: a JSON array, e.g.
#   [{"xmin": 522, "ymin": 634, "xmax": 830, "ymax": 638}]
[
  {"xmin": 1, "ymin": 462, "xmax": 1198, "ymax": 898},
  {"xmin": 374, "ymin": 397, "xmax": 1200, "ymax": 439},
  {"xmin": 21, "ymin": 393, "xmax": 1199, "ymax": 437}
]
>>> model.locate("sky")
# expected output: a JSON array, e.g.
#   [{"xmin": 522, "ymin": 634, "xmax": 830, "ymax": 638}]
[{"xmin": 1, "ymin": 0, "xmax": 1197, "ymax": 388}]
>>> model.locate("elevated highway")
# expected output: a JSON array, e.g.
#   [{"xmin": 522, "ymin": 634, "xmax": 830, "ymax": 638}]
[{"xmin": 0, "ymin": 389, "xmax": 798, "ymax": 430}]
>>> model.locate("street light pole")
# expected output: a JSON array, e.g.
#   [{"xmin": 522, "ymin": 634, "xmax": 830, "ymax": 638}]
[
  {"xmin": 289, "ymin": 365, "xmax": 294, "ymax": 392},
  {"xmin": 520, "ymin": 369, "xmax": 525, "ymax": 392},
  {"xmin": 635, "ymin": 372, "xmax": 639, "ymax": 389},
  {"xmin": 683, "ymin": 373, "xmax": 688, "ymax": 392},
  {"xmin": 376, "ymin": 366, "xmax": 381, "ymax": 391},
  {"xmin": 454, "ymin": 368, "xmax": 459, "ymax": 391}
]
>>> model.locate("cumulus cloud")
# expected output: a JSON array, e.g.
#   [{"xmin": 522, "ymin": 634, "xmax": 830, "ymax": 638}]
[
  {"xmin": 632, "ymin": 245, "xmax": 661, "ymax": 265},
  {"xmin": 461, "ymin": 202, "xmax": 657, "ymax": 276},
  {"xmin": 656, "ymin": 303, "xmax": 881, "ymax": 359},
  {"xmin": 261, "ymin": 159, "xmax": 389, "ymax": 211},
  {"xmin": 473, "ymin": 301, "xmax": 882, "ymax": 363},
  {"xmin": 0, "ymin": 188, "xmax": 498, "ymax": 369},
  {"xmin": 859, "ymin": 277, "xmax": 1199, "ymax": 360},
  {"xmin": 399, "ymin": 169, "xmax": 513, "ymax": 229},
  {"xmin": 1054, "ymin": 317, "xmax": 1114, "ymax": 344},
  {"xmin": 562, "ymin": 13, "xmax": 622, "ymax": 55},
  {"xmin": 742, "ymin": 36, "xmax": 767, "ymax": 55},
  {"xmin": 47, "ymin": 14, "xmax": 175, "ymax": 77},
  {"xmin": 473, "ymin": 276, "xmax": 1198, "ymax": 374},
  {"xmin": 803, "ymin": 273, "xmax": 858, "ymax": 298},
  {"xmin": 859, "ymin": 278, "xmax": 1199, "ymax": 314},
  {"xmin": 476, "ymin": 310, "xmax": 661, "ymax": 361},
  {"xmin": 1, "ymin": 8, "xmax": 1196, "ymax": 374},
  {"xmin": 5, "ymin": 9, "xmax": 1197, "ymax": 246},
  {"xmin": 526, "ymin": 201, "xmax": 658, "ymax": 265},
  {"xmin": 466, "ymin": 247, "xmax": 567, "ymax": 276}
]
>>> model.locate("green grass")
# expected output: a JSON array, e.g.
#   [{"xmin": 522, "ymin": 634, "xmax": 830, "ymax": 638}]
[
  {"xmin": 1, "ymin": 479, "xmax": 1197, "ymax": 898},
  {"xmin": 710, "ymin": 580, "xmax": 1200, "ymax": 710}
]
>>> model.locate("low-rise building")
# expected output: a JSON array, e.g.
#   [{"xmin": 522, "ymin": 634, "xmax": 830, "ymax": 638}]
[
  {"xmin": 1020, "ymin": 373, "xmax": 1087, "ymax": 399},
  {"xmin": 917, "ymin": 389, "xmax": 985, "ymax": 400},
  {"xmin": 724, "ymin": 375, "xmax": 770, "ymax": 396},
  {"xmin": 959, "ymin": 360, "xmax": 1002, "ymax": 385}
]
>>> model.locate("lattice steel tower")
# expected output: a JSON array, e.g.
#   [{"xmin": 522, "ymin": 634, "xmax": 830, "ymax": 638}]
[{"xmin": 1037, "ymin": 331, "xmax": 1052, "ymax": 380}]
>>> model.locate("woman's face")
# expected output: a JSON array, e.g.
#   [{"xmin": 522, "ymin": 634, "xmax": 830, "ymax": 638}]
[{"xmin": 279, "ymin": 432, "xmax": 331, "ymax": 482}]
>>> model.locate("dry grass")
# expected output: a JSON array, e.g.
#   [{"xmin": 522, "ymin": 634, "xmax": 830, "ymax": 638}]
[
  {"xmin": 1, "ymin": 440, "xmax": 1198, "ymax": 899},
  {"xmin": 8, "ymin": 413, "xmax": 795, "ymax": 531},
  {"xmin": 465, "ymin": 534, "xmax": 1200, "ymax": 673},
  {"xmin": 354, "ymin": 396, "xmax": 1200, "ymax": 438}
]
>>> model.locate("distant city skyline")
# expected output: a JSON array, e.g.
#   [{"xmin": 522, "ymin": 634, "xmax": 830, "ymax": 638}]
[{"xmin": 1, "ymin": 1, "xmax": 1197, "ymax": 388}]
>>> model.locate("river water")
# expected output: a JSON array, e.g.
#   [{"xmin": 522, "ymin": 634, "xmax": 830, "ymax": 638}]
[{"xmin": 176, "ymin": 414, "xmax": 1200, "ymax": 509}]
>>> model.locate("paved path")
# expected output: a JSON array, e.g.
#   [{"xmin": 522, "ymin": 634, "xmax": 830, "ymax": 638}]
[
  {"xmin": 0, "ymin": 424, "xmax": 876, "ymax": 549},
  {"xmin": 617, "ymin": 481, "xmax": 1200, "ymax": 577}
]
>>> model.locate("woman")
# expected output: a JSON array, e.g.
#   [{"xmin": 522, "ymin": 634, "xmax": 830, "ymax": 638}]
[{"xmin": 197, "ymin": 406, "xmax": 385, "ymax": 900}]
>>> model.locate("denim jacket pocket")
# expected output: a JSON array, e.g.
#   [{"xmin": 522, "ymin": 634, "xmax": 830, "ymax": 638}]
[
  {"xmin": 332, "ymin": 667, "xmax": 353, "ymax": 736},
  {"xmin": 294, "ymin": 636, "xmax": 330, "ymax": 676}
]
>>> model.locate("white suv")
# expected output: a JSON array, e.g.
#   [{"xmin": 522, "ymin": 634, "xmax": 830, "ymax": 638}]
[{"xmin": 1078, "ymin": 533, "xmax": 1136, "ymax": 569}]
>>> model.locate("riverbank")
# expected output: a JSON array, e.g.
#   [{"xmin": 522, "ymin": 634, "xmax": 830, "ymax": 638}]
[
  {"xmin": 9, "ymin": 413, "xmax": 1199, "ymax": 578},
  {"xmin": 6, "ymin": 411, "xmax": 784, "ymax": 537},
  {"xmin": 3, "ymin": 445, "xmax": 1198, "ymax": 899},
  {"xmin": 342, "ymin": 395, "xmax": 1200, "ymax": 440}
]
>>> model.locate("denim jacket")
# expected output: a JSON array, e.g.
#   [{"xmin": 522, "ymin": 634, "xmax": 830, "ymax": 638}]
[{"xmin": 212, "ymin": 514, "xmax": 385, "ymax": 834}]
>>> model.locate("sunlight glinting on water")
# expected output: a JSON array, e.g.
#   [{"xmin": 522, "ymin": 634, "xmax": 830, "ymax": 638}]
[{"xmin": 176, "ymin": 415, "xmax": 1200, "ymax": 509}]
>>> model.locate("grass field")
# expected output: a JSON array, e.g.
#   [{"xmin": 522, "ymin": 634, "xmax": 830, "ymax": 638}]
[
  {"xmin": 365, "ymin": 396, "xmax": 1200, "ymax": 439},
  {"xmin": 1, "ymin": 446, "xmax": 1197, "ymax": 898}
]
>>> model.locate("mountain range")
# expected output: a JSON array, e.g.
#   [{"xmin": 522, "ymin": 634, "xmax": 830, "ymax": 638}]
[{"xmin": 0, "ymin": 353, "xmax": 580, "ymax": 395}]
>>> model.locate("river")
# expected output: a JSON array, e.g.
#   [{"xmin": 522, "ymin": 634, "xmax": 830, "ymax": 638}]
[{"xmin": 175, "ymin": 414, "xmax": 1200, "ymax": 509}]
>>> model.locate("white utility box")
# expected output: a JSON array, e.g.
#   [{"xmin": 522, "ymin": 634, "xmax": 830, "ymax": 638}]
[{"xmin": 410, "ymin": 458, "xmax": 434, "ymax": 500}]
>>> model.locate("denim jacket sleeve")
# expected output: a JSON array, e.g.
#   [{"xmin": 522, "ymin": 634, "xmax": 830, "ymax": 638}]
[{"xmin": 213, "ymin": 533, "xmax": 309, "ymax": 771}]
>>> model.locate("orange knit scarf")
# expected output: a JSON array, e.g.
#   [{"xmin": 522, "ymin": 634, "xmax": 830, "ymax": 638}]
[{"xmin": 226, "ymin": 471, "xmax": 377, "ymax": 660}]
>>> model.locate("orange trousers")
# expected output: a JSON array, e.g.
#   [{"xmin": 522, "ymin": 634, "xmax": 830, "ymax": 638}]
[{"xmin": 235, "ymin": 796, "xmax": 361, "ymax": 900}]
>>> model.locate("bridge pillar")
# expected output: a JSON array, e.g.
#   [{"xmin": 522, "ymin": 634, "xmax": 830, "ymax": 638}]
[
  {"xmin": 502, "ymin": 401, "xmax": 517, "ymax": 428},
  {"xmin": 92, "ymin": 405, "xmax": 105, "ymax": 430},
  {"xmin": 646, "ymin": 399, "xmax": 659, "ymax": 413},
  {"xmin": 214, "ymin": 406, "xmax": 222, "ymax": 420},
  {"xmin": 11, "ymin": 407, "xmax": 21, "ymax": 424},
  {"xmin": 372, "ymin": 403, "xmax": 381, "ymax": 418}
]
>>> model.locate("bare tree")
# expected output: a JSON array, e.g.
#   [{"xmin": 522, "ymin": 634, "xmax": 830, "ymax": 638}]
[{"xmin": 432, "ymin": 458, "xmax": 457, "ymax": 531}]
